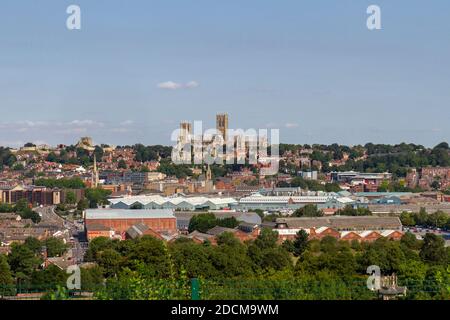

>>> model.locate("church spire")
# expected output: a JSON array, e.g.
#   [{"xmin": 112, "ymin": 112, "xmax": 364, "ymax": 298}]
[{"xmin": 92, "ymin": 154, "xmax": 99, "ymax": 188}]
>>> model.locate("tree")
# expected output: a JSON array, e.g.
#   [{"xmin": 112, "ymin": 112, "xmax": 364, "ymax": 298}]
[
  {"xmin": 31, "ymin": 265, "xmax": 67, "ymax": 289},
  {"xmin": 77, "ymin": 198, "xmax": 89, "ymax": 211},
  {"xmin": 420, "ymin": 233, "xmax": 447, "ymax": 265},
  {"xmin": 188, "ymin": 213, "xmax": 217, "ymax": 233},
  {"xmin": 216, "ymin": 217, "xmax": 239, "ymax": 229},
  {"xmin": 337, "ymin": 205, "xmax": 372, "ymax": 216},
  {"xmin": 400, "ymin": 212, "xmax": 416, "ymax": 227},
  {"xmin": 400, "ymin": 232, "xmax": 421, "ymax": 251},
  {"xmin": 34, "ymin": 177, "xmax": 85, "ymax": 189},
  {"xmin": 13, "ymin": 163, "xmax": 25, "ymax": 171},
  {"xmin": 254, "ymin": 228, "xmax": 279, "ymax": 250},
  {"xmin": 96, "ymin": 249, "xmax": 123, "ymax": 278},
  {"xmin": 85, "ymin": 188, "xmax": 112, "ymax": 208},
  {"xmin": 293, "ymin": 230, "xmax": 309, "ymax": 257},
  {"xmin": 0, "ymin": 255, "xmax": 14, "ymax": 294},
  {"xmin": 7, "ymin": 244, "xmax": 42, "ymax": 279},
  {"xmin": 24, "ymin": 237, "xmax": 43, "ymax": 254},
  {"xmin": 65, "ymin": 191, "xmax": 76, "ymax": 205},
  {"xmin": 293, "ymin": 204, "xmax": 323, "ymax": 217},
  {"xmin": 118, "ymin": 159, "xmax": 127, "ymax": 169},
  {"xmin": 44, "ymin": 238, "xmax": 69, "ymax": 257}
]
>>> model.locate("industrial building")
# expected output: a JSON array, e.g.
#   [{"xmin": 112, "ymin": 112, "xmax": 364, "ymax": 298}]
[
  {"xmin": 84, "ymin": 208, "xmax": 177, "ymax": 241},
  {"xmin": 108, "ymin": 195, "xmax": 238, "ymax": 211},
  {"xmin": 272, "ymin": 216, "xmax": 403, "ymax": 242}
]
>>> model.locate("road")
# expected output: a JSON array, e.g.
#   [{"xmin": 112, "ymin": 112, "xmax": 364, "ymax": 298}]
[
  {"xmin": 404, "ymin": 227, "xmax": 450, "ymax": 247},
  {"xmin": 35, "ymin": 206, "xmax": 88, "ymax": 263}
]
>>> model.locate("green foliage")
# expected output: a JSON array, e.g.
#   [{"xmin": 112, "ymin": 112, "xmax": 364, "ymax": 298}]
[
  {"xmin": 400, "ymin": 209, "xmax": 450, "ymax": 230},
  {"xmin": 0, "ymin": 255, "xmax": 14, "ymax": 294},
  {"xmin": 13, "ymin": 199, "xmax": 41, "ymax": 223},
  {"xmin": 31, "ymin": 265, "xmax": 67, "ymax": 289},
  {"xmin": 188, "ymin": 213, "xmax": 239, "ymax": 233},
  {"xmin": 188, "ymin": 213, "xmax": 217, "ymax": 233},
  {"xmin": 34, "ymin": 177, "xmax": 86, "ymax": 189},
  {"xmin": 134, "ymin": 144, "xmax": 171, "ymax": 162},
  {"xmin": 419, "ymin": 233, "xmax": 447, "ymax": 265},
  {"xmin": 337, "ymin": 205, "xmax": 372, "ymax": 216},
  {"xmin": 118, "ymin": 159, "xmax": 127, "ymax": 169},
  {"xmin": 0, "ymin": 147, "xmax": 17, "ymax": 169},
  {"xmin": 64, "ymin": 191, "xmax": 77, "ymax": 205},
  {"xmin": 292, "ymin": 230, "xmax": 309, "ymax": 257},
  {"xmin": 12, "ymin": 163, "xmax": 25, "ymax": 171},
  {"xmin": 85, "ymin": 188, "xmax": 112, "ymax": 208},
  {"xmin": 8, "ymin": 243, "xmax": 42, "ymax": 281},
  {"xmin": 44, "ymin": 237, "xmax": 69, "ymax": 257},
  {"xmin": 157, "ymin": 159, "xmax": 192, "ymax": 179},
  {"xmin": 293, "ymin": 204, "xmax": 323, "ymax": 217}
]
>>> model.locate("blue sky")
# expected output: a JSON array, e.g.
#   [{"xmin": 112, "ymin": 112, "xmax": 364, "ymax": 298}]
[{"xmin": 0, "ymin": 0, "xmax": 449, "ymax": 147}]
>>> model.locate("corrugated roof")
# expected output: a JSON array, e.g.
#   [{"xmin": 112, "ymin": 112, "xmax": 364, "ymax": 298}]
[{"xmin": 276, "ymin": 216, "xmax": 402, "ymax": 230}]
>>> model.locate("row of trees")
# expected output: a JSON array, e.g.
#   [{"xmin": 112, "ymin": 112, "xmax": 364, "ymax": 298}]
[
  {"xmin": 0, "ymin": 199, "xmax": 41, "ymax": 223},
  {"xmin": 400, "ymin": 209, "xmax": 450, "ymax": 230},
  {"xmin": 292, "ymin": 204, "xmax": 372, "ymax": 217},
  {"xmin": 34, "ymin": 177, "xmax": 86, "ymax": 189},
  {"xmin": 0, "ymin": 237, "xmax": 69, "ymax": 295},
  {"xmin": 1, "ymin": 229, "xmax": 449, "ymax": 300},
  {"xmin": 83, "ymin": 229, "xmax": 449, "ymax": 300},
  {"xmin": 277, "ymin": 176, "xmax": 342, "ymax": 193},
  {"xmin": 279, "ymin": 142, "xmax": 450, "ymax": 178},
  {"xmin": 188, "ymin": 213, "xmax": 239, "ymax": 233}
]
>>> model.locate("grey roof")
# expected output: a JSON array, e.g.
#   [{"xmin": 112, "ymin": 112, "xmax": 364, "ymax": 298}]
[
  {"xmin": 188, "ymin": 230, "xmax": 215, "ymax": 240},
  {"xmin": 173, "ymin": 211, "xmax": 261, "ymax": 224},
  {"xmin": 126, "ymin": 223, "xmax": 149, "ymax": 239},
  {"xmin": 85, "ymin": 209, "xmax": 175, "ymax": 220},
  {"xmin": 86, "ymin": 223, "xmax": 111, "ymax": 231},
  {"xmin": 275, "ymin": 216, "xmax": 402, "ymax": 230},
  {"xmin": 206, "ymin": 226, "xmax": 238, "ymax": 236},
  {"xmin": 237, "ymin": 212, "xmax": 262, "ymax": 224}
]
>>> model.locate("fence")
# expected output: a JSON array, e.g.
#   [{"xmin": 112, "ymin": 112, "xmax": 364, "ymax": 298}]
[{"xmin": 0, "ymin": 278, "xmax": 448, "ymax": 300}]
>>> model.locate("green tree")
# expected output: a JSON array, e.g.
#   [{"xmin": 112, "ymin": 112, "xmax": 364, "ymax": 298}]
[
  {"xmin": 8, "ymin": 244, "xmax": 42, "ymax": 279},
  {"xmin": 65, "ymin": 191, "xmax": 76, "ymax": 205},
  {"xmin": 293, "ymin": 230, "xmax": 309, "ymax": 257},
  {"xmin": 44, "ymin": 238, "xmax": 69, "ymax": 257},
  {"xmin": 188, "ymin": 213, "xmax": 217, "ymax": 233},
  {"xmin": 420, "ymin": 233, "xmax": 447, "ymax": 265},
  {"xmin": 0, "ymin": 255, "xmax": 14, "ymax": 294},
  {"xmin": 85, "ymin": 188, "xmax": 112, "ymax": 208},
  {"xmin": 77, "ymin": 198, "xmax": 89, "ymax": 211},
  {"xmin": 24, "ymin": 237, "xmax": 43, "ymax": 254},
  {"xmin": 293, "ymin": 204, "xmax": 323, "ymax": 217},
  {"xmin": 118, "ymin": 159, "xmax": 127, "ymax": 169}
]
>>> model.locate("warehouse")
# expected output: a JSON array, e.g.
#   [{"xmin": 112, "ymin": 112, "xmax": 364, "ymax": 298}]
[
  {"xmin": 109, "ymin": 195, "xmax": 237, "ymax": 211},
  {"xmin": 85, "ymin": 208, "xmax": 177, "ymax": 241}
]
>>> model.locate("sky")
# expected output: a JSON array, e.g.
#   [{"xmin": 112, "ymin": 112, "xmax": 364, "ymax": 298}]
[{"xmin": 0, "ymin": 0, "xmax": 449, "ymax": 148}]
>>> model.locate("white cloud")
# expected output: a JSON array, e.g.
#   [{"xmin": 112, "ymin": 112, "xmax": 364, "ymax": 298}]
[
  {"xmin": 185, "ymin": 81, "xmax": 199, "ymax": 88},
  {"xmin": 120, "ymin": 120, "xmax": 134, "ymax": 126},
  {"xmin": 285, "ymin": 122, "xmax": 299, "ymax": 128},
  {"xmin": 157, "ymin": 80, "xmax": 199, "ymax": 90}
]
